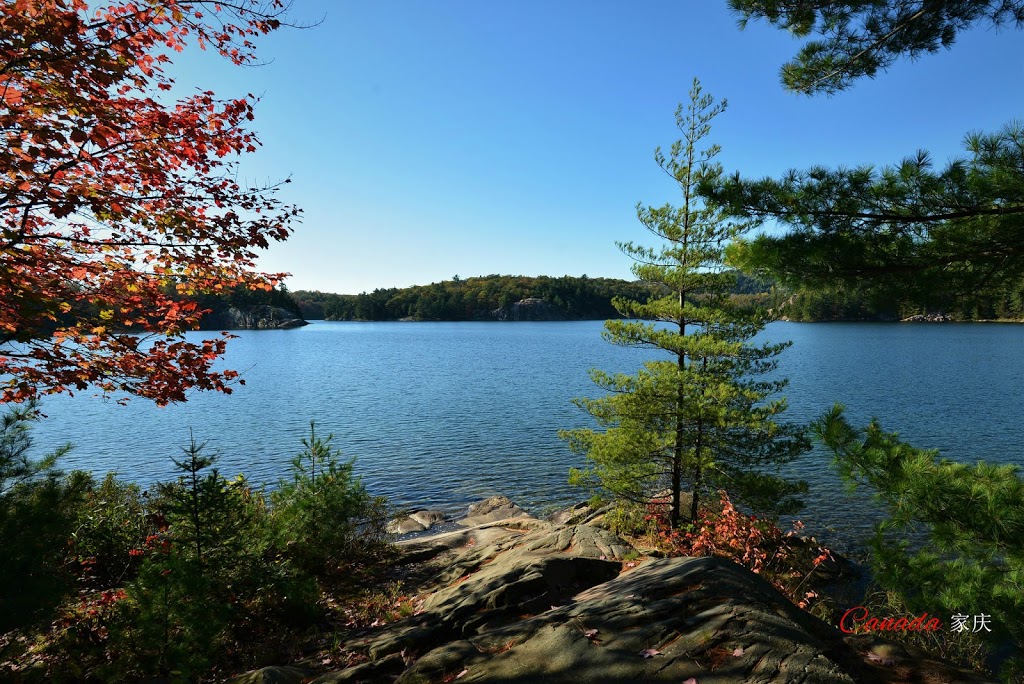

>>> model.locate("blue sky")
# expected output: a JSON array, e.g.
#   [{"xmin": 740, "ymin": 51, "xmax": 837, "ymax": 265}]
[{"xmin": 173, "ymin": 1, "xmax": 1024, "ymax": 294}]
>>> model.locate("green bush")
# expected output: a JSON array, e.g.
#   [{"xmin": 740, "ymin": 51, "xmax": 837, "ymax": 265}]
[
  {"xmin": 3, "ymin": 422, "xmax": 390, "ymax": 681},
  {"xmin": 271, "ymin": 422, "xmax": 390, "ymax": 583},
  {"xmin": 112, "ymin": 437, "xmax": 317, "ymax": 680},
  {"xmin": 68, "ymin": 473, "xmax": 148, "ymax": 589},
  {"xmin": 0, "ymin": 401, "xmax": 83, "ymax": 632}
]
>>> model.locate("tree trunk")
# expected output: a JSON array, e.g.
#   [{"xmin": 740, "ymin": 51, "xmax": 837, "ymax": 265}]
[
  {"xmin": 672, "ymin": 290, "xmax": 686, "ymax": 528},
  {"xmin": 690, "ymin": 466, "xmax": 701, "ymax": 522}
]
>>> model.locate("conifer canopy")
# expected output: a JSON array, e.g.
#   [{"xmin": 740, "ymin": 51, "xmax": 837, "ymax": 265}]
[
  {"xmin": 728, "ymin": 0, "xmax": 1024, "ymax": 95},
  {"xmin": 561, "ymin": 79, "xmax": 809, "ymax": 528},
  {"xmin": 704, "ymin": 123, "xmax": 1024, "ymax": 302}
]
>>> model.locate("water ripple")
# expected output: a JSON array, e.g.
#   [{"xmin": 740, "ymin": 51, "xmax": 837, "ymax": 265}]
[{"xmin": 26, "ymin": 320, "xmax": 1024, "ymax": 549}]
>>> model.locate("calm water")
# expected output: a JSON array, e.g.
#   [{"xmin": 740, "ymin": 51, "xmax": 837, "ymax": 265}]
[{"xmin": 27, "ymin": 321, "xmax": 1024, "ymax": 549}]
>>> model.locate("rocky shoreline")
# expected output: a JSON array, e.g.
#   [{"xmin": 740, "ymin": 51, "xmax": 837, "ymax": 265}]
[
  {"xmin": 901, "ymin": 312, "xmax": 953, "ymax": 322},
  {"xmin": 199, "ymin": 304, "xmax": 308, "ymax": 330},
  {"xmin": 231, "ymin": 496, "xmax": 995, "ymax": 684}
]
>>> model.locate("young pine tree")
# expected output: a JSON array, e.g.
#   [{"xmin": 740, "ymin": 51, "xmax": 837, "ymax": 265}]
[
  {"xmin": 271, "ymin": 422, "xmax": 389, "ymax": 582},
  {"xmin": 562, "ymin": 79, "xmax": 809, "ymax": 528}
]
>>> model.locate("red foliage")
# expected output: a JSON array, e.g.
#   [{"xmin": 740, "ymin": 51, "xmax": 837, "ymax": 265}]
[
  {"xmin": 52, "ymin": 588, "xmax": 127, "ymax": 647},
  {"xmin": 1, "ymin": 0, "xmax": 300, "ymax": 405},
  {"xmin": 646, "ymin": 491, "xmax": 834, "ymax": 609}
]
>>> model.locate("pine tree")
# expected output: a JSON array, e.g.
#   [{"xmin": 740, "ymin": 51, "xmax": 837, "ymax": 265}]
[
  {"xmin": 562, "ymin": 79, "xmax": 809, "ymax": 528},
  {"xmin": 817, "ymin": 406, "xmax": 1024, "ymax": 677},
  {"xmin": 728, "ymin": 1, "xmax": 1024, "ymax": 95},
  {"xmin": 707, "ymin": 122, "xmax": 1024, "ymax": 305}
]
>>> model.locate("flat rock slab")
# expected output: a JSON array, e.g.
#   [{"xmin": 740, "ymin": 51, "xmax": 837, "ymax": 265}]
[
  {"xmin": 398, "ymin": 556, "xmax": 860, "ymax": 683},
  {"xmin": 517, "ymin": 524, "xmax": 633, "ymax": 561},
  {"xmin": 240, "ymin": 522, "xmax": 997, "ymax": 684},
  {"xmin": 228, "ymin": 666, "xmax": 313, "ymax": 684}
]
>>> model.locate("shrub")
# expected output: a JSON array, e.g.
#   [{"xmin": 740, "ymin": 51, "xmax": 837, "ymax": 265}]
[
  {"xmin": 0, "ymin": 401, "xmax": 84, "ymax": 632},
  {"xmin": 111, "ymin": 437, "xmax": 317, "ymax": 681},
  {"xmin": 271, "ymin": 422, "xmax": 390, "ymax": 584},
  {"xmin": 67, "ymin": 473, "xmax": 148, "ymax": 589},
  {"xmin": 5, "ymin": 424, "xmax": 389, "ymax": 681},
  {"xmin": 645, "ymin": 490, "xmax": 834, "ymax": 610}
]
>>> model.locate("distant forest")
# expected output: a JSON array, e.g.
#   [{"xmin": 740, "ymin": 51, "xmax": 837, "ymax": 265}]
[
  {"xmin": 292, "ymin": 274, "xmax": 773, "ymax": 322},
  {"xmin": 777, "ymin": 276, "xmax": 1024, "ymax": 322},
  {"xmin": 196, "ymin": 271, "xmax": 1024, "ymax": 324}
]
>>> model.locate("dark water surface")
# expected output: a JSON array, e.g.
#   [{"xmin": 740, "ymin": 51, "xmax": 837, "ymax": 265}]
[{"xmin": 29, "ymin": 321, "xmax": 1024, "ymax": 549}]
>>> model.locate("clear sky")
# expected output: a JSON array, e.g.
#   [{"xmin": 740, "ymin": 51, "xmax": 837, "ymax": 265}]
[{"xmin": 171, "ymin": 1, "xmax": 1024, "ymax": 294}]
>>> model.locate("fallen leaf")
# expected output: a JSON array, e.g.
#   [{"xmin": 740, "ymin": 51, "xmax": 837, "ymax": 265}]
[
  {"xmin": 866, "ymin": 653, "xmax": 896, "ymax": 666},
  {"xmin": 683, "ymin": 678, "xmax": 698, "ymax": 684},
  {"xmin": 639, "ymin": 648, "xmax": 661, "ymax": 658},
  {"xmin": 732, "ymin": 646, "xmax": 744, "ymax": 657},
  {"xmin": 583, "ymin": 628, "xmax": 599, "ymax": 638}
]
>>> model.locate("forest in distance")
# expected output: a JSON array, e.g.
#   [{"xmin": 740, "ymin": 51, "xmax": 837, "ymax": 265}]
[
  {"xmin": 293, "ymin": 273, "xmax": 770, "ymax": 321},
  {"xmin": 204, "ymin": 270, "xmax": 1024, "ymax": 324}
]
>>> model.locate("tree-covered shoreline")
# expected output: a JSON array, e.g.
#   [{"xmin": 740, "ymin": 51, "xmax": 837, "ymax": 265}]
[
  {"xmin": 768, "ymin": 282, "xmax": 1024, "ymax": 323},
  {"xmin": 290, "ymin": 273, "xmax": 775, "ymax": 322},
  {"xmin": 195, "ymin": 273, "xmax": 1024, "ymax": 326},
  {"xmin": 293, "ymin": 275, "xmax": 657, "ymax": 321}
]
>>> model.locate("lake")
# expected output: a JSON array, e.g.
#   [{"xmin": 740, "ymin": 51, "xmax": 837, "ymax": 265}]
[{"xmin": 26, "ymin": 321, "xmax": 1024, "ymax": 550}]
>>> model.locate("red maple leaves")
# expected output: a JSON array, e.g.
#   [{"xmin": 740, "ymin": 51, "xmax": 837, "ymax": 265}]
[{"xmin": 1, "ymin": 1, "xmax": 300, "ymax": 405}]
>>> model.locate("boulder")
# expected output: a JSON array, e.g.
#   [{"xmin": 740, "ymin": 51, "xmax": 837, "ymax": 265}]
[
  {"xmin": 411, "ymin": 510, "xmax": 446, "ymax": 528},
  {"xmin": 354, "ymin": 519, "xmax": 626, "ymax": 664},
  {"xmin": 397, "ymin": 556, "xmax": 863, "ymax": 683},
  {"xmin": 546, "ymin": 502, "xmax": 594, "ymax": 526},
  {"xmin": 387, "ymin": 510, "xmax": 447, "ymax": 535},
  {"xmin": 902, "ymin": 312, "xmax": 952, "ymax": 322},
  {"xmin": 458, "ymin": 495, "xmax": 531, "ymax": 527},
  {"xmin": 241, "ymin": 519, "xmax": 995, "ymax": 684}
]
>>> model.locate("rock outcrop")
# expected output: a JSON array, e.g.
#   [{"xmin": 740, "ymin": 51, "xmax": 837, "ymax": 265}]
[
  {"xmin": 902, "ymin": 312, "xmax": 952, "ymax": 322},
  {"xmin": 492, "ymin": 297, "xmax": 569, "ymax": 321},
  {"xmin": 231, "ymin": 499, "xmax": 996, "ymax": 684},
  {"xmin": 458, "ymin": 495, "xmax": 530, "ymax": 527},
  {"xmin": 388, "ymin": 510, "xmax": 447, "ymax": 535},
  {"xmin": 202, "ymin": 305, "xmax": 308, "ymax": 330}
]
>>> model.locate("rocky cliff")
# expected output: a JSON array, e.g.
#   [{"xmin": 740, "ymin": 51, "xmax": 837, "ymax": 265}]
[
  {"xmin": 492, "ymin": 297, "xmax": 570, "ymax": 321},
  {"xmin": 200, "ymin": 305, "xmax": 308, "ymax": 330}
]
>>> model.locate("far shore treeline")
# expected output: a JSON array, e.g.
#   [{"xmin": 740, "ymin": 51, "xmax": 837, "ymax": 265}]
[
  {"xmin": 201, "ymin": 271, "xmax": 1024, "ymax": 324},
  {"xmin": 291, "ymin": 273, "xmax": 773, "ymax": 321},
  {"xmin": 296, "ymin": 275, "xmax": 659, "ymax": 321}
]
